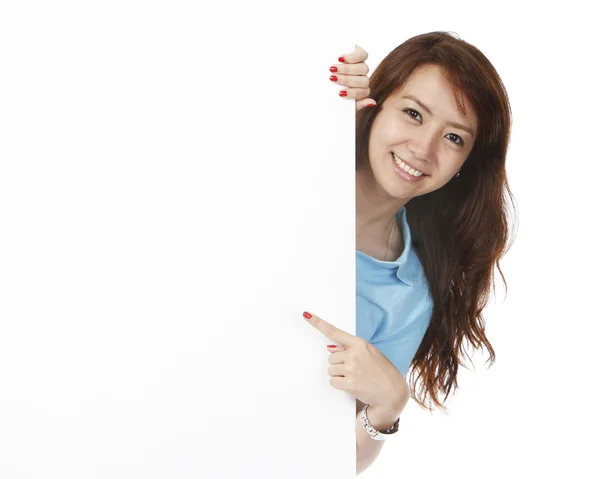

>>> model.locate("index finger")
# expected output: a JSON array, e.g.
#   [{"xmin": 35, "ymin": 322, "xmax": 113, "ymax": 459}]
[
  {"xmin": 340, "ymin": 45, "xmax": 368, "ymax": 64},
  {"xmin": 303, "ymin": 312, "xmax": 359, "ymax": 346}
]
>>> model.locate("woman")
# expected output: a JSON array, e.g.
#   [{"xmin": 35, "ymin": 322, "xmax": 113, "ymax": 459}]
[{"xmin": 303, "ymin": 32, "xmax": 515, "ymax": 474}]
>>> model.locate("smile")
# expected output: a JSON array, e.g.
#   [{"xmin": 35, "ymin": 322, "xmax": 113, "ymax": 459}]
[{"xmin": 391, "ymin": 153, "xmax": 428, "ymax": 182}]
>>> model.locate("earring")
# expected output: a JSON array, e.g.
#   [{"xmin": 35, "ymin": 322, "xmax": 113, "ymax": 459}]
[{"xmin": 455, "ymin": 171, "xmax": 461, "ymax": 178}]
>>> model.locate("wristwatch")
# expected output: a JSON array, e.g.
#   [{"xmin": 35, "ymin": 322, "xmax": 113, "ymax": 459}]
[{"xmin": 359, "ymin": 404, "xmax": 400, "ymax": 441}]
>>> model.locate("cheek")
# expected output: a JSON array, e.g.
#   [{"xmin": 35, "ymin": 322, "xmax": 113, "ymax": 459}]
[
  {"xmin": 372, "ymin": 117, "xmax": 407, "ymax": 146},
  {"xmin": 438, "ymin": 152, "xmax": 467, "ymax": 176}
]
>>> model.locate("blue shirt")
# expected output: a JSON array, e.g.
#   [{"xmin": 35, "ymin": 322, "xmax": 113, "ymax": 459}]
[{"xmin": 356, "ymin": 206, "xmax": 433, "ymax": 376}]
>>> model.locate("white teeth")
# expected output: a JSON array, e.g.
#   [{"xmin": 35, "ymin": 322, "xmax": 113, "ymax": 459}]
[{"xmin": 392, "ymin": 153, "xmax": 424, "ymax": 177}]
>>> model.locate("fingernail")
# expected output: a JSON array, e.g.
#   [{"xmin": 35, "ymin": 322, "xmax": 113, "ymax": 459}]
[
  {"xmin": 367, "ymin": 103, "xmax": 377, "ymax": 107},
  {"xmin": 327, "ymin": 344, "xmax": 337, "ymax": 349},
  {"xmin": 339, "ymin": 90, "xmax": 347, "ymax": 97},
  {"xmin": 330, "ymin": 75, "xmax": 338, "ymax": 82},
  {"xmin": 338, "ymin": 56, "xmax": 345, "ymax": 63},
  {"xmin": 329, "ymin": 66, "xmax": 338, "ymax": 72},
  {"xmin": 303, "ymin": 312, "xmax": 312, "ymax": 319}
]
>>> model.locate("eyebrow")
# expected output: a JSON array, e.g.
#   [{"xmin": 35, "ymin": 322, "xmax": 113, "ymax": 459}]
[{"xmin": 401, "ymin": 95, "xmax": 475, "ymax": 137}]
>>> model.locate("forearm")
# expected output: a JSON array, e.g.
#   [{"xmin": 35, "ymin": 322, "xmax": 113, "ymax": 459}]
[{"xmin": 356, "ymin": 404, "xmax": 401, "ymax": 475}]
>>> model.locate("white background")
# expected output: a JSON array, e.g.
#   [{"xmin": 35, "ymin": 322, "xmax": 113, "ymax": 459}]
[
  {"xmin": 357, "ymin": 2, "xmax": 600, "ymax": 478},
  {"xmin": 1, "ymin": 1, "xmax": 599, "ymax": 478},
  {"xmin": 0, "ymin": 1, "xmax": 356, "ymax": 478}
]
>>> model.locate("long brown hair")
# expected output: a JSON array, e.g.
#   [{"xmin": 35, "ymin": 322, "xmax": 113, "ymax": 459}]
[{"xmin": 356, "ymin": 32, "xmax": 517, "ymax": 411}]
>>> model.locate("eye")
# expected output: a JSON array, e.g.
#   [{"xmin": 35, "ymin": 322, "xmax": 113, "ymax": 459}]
[
  {"xmin": 403, "ymin": 108, "xmax": 422, "ymax": 122},
  {"xmin": 446, "ymin": 133, "xmax": 464, "ymax": 146}
]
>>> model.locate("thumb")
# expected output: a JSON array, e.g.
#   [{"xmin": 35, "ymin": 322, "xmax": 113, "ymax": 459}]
[
  {"xmin": 356, "ymin": 98, "xmax": 377, "ymax": 112},
  {"xmin": 326, "ymin": 343, "xmax": 348, "ymax": 352}
]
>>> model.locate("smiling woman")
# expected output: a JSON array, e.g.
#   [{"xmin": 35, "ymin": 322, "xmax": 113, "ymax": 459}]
[{"xmin": 313, "ymin": 32, "xmax": 516, "ymax": 475}]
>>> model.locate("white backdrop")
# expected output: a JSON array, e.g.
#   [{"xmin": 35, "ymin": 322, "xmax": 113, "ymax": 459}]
[
  {"xmin": 356, "ymin": 1, "xmax": 600, "ymax": 478},
  {"xmin": 0, "ymin": 1, "xmax": 356, "ymax": 478}
]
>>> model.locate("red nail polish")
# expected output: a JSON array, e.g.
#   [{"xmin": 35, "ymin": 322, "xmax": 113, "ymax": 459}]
[
  {"xmin": 330, "ymin": 75, "xmax": 337, "ymax": 82},
  {"xmin": 368, "ymin": 103, "xmax": 376, "ymax": 107},
  {"xmin": 327, "ymin": 344, "xmax": 337, "ymax": 348},
  {"xmin": 303, "ymin": 312, "xmax": 312, "ymax": 319},
  {"xmin": 338, "ymin": 56, "xmax": 345, "ymax": 63},
  {"xmin": 339, "ymin": 90, "xmax": 347, "ymax": 97},
  {"xmin": 330, "ymin": 66, "xmax": 338, "ymax": 72}
]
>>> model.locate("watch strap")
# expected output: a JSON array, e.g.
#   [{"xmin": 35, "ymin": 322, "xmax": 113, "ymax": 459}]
[{"xmin": 359, "ymin": 404, "xmax": 400, "ymax": 441}]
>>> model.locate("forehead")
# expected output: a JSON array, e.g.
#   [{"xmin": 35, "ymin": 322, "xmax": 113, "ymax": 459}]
[{"xmin": 391, "ymin": 64, "xmax": 478, "ymax": 134}]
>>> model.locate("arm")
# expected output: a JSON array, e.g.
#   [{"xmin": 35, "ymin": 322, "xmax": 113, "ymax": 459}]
[
  {"xmin": 355, "ymin": 399, "xmax": 405, "ymax": 475},
  {"xmin": 355, "ymin": 317, "xmax": 430, "ymax": 474},
  {"xmin": 303, "ymin": 311, "xmax": 410, "ymax": 475}
]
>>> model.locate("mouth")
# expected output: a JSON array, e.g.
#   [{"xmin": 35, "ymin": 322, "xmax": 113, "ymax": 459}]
[{"xmin": 391, "ymin": 153, "xmax": 429, "ymax": 181}]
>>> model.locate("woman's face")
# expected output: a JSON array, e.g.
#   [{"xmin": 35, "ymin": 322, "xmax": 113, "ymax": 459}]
[{"xmin": 368, "ymin": 64, "xmax": 479, "ymax": 202}]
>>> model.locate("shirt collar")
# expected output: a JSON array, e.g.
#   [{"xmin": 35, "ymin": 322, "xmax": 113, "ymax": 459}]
[{"xmin": 393, "ymin": 207, "xmax": 426, "ymax": 288}]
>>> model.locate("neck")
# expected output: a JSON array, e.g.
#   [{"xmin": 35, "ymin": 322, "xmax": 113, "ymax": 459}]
[{"xmin": 356, "ymin": 168, "xmax": 408, "ymax": 240}]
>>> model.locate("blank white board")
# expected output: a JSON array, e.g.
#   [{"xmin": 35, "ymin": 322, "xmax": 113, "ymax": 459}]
[{"xmin": 0, "ymin": 2, "xmax": 356, "ymax": 477}]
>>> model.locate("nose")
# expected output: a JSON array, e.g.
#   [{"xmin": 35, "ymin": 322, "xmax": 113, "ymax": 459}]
[{"xmin": 408, "ymin": 128, "xmax": 438, "ymax": 163}]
